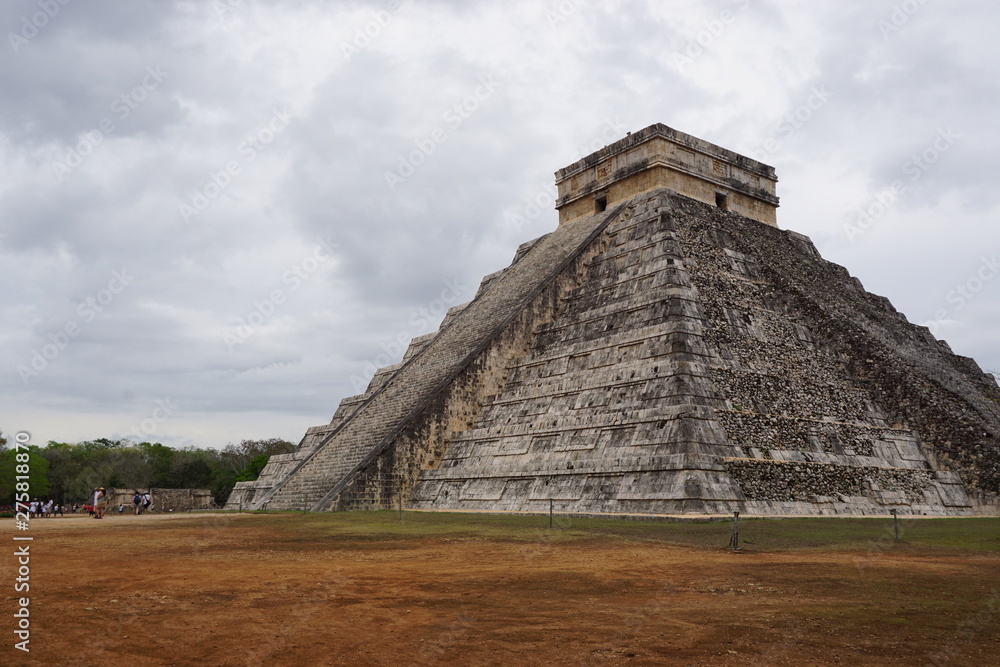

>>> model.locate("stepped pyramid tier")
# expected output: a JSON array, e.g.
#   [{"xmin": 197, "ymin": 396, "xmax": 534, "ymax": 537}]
[{"xmin": 225, "ymin": 124, "xmax": 1000, "ymax": 516}]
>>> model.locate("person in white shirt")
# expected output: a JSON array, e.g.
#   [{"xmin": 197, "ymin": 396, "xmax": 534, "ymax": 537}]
[{"xmin": 93, "ymin": 487, "xmax": 107, "ymax": 519}]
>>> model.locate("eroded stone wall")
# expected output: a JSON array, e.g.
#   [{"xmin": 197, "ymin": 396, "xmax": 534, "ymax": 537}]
[
  {"xmin": 108, "ymin": 487, "xmax": 214, "ymax": 511},
  {"xmin": 248, "ymin": 202, "xmax": 622, "ymax": 511},
  {"xmin": 228, "ymin": 186, "xmax": 1000, "ymax": 516},
  {"xmin": 410, "ymin": 189, "xmax": 998, "ymax": 515},
  {"xmin": 672, "ymin": 192, "xmax": 998, "ymax": 512}
]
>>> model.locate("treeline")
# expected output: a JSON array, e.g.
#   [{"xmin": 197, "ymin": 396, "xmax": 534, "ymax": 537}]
[{"xmin": 0, "ymin": 432, "xmax": 295, "ymax": 506}]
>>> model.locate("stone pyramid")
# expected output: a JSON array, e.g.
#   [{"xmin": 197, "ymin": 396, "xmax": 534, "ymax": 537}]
[{"xmin": 226, "ymin": 124, "xmax": 1000, "ymax": 516}]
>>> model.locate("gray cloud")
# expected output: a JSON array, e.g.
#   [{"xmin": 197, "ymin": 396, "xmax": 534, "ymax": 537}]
[{"xmin": 2, "ymin": 0, "xmax": 998, "ymax": 448}]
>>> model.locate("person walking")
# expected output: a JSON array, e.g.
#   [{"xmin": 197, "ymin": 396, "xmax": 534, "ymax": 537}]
[{"xmin": 93, "ymin": 487, "xmax": 107, "ymax": 519}]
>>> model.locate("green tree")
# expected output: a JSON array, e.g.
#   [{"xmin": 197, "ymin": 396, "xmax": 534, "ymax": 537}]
[
  {"xmin": 221, "ymin": 438, "xmax": 296, "ymax": 475},
  {"xmin": 235, "ymin": 454, "xmax": 271, "ymax": 482},
  {"xmin": 167, "ymin": 449, "xmax": 215, "ymax": 488},
  {"xmin": 138, "ymin": 441, "xmax": 175, "ymax": 487},
  {"xmin": 19, "ymin": 436, "xmax": 295, "ymax": 507},
  {"xmin": 42, "ymin": 439, "xmax": 128, "ymax": 502},
  {"xmin": 215, "ymin": 438, "xmax": 295, "ymax": 505},
  {"xmin": 39, "ymin": 441, "xmax": 81, "ymax": 503},
  {"xmin": 0, "ymin": 447, "xmax": 51, "ymax": 502},
  {"xmin": 106, "ymin": 446, "xmax": 151, "ymax": 488}
]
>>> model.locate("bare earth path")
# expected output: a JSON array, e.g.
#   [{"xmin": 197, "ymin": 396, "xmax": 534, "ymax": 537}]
[{"xmin": 4, "ymin": 512, "xmax": 999, "ymax": 666}]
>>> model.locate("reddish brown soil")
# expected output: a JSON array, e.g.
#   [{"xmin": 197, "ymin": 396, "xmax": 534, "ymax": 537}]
[{"xmin": 5, "ymin": 513, "xmax": 1000, "ymax": 666}]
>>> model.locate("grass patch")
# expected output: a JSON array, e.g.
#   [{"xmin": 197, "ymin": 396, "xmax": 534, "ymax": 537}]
[{"xmin": 232, "ymin": 510, "xmax": 1000, "ymax": 554}]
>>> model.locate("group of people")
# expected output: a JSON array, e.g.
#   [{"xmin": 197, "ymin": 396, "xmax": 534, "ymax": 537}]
[
  {"xmin": 90, "ymin": 488, "xmax": 152, "ymax": 519},
  {"xmin": 23, "ymin": 499, "xmax": 112, "ymax": 517},
  {"xmin": 26, "ymin": 499, "xmax": 65, "ymax": 517},
  {"xmin": 17, "ymin": 490, "xmax": 157, "ymax": 520},
  {"xmin": 131, "ymin": 491, "xmax": 152, "ymax": 515}
]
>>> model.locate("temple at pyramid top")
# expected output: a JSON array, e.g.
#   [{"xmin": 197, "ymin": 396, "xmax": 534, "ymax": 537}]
[{"xmin": 555, "ymin": 123, "xmax": 780, "ymax": 227}]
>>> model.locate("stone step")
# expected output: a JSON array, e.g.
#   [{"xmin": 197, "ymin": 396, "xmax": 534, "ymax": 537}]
[{"xmin": 250, "ymin": 201, "xmax": 633, "ymax": 511}]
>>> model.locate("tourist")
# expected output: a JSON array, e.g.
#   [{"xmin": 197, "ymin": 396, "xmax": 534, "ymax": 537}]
[
  {"xmin": 142, "ymin": 492, "xmax": 151, "ymax": 514},
  {"xmin": 93, "ymin": 487, "xmax": 107, "ymax": 519},
  {"xmin": 132, "ymin": 491, "xmax": 142, "ymax": 515}
]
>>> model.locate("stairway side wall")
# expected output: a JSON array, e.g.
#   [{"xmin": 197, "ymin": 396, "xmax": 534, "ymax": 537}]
[
  {"xmin": 325, "ymin": 280, "xmax": 572, "ymax": 510},
  {"xmin": 411, "ymin": 192, "xmax": 750, "ymax": 515},
  {"xmin": 255, "ymin": 204, "xmax": 628, "ymax": 511}
]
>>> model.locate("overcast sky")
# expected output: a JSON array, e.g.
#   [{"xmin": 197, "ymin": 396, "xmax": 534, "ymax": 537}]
[{"xmin": 2, "ymin": 0, "xmax": 998, "ymax": 450}]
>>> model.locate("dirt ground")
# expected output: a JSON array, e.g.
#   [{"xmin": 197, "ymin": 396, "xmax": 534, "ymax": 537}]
[{"xmin": 4, "ymin": 512, "xmax": 1000, "ymax": 666}]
